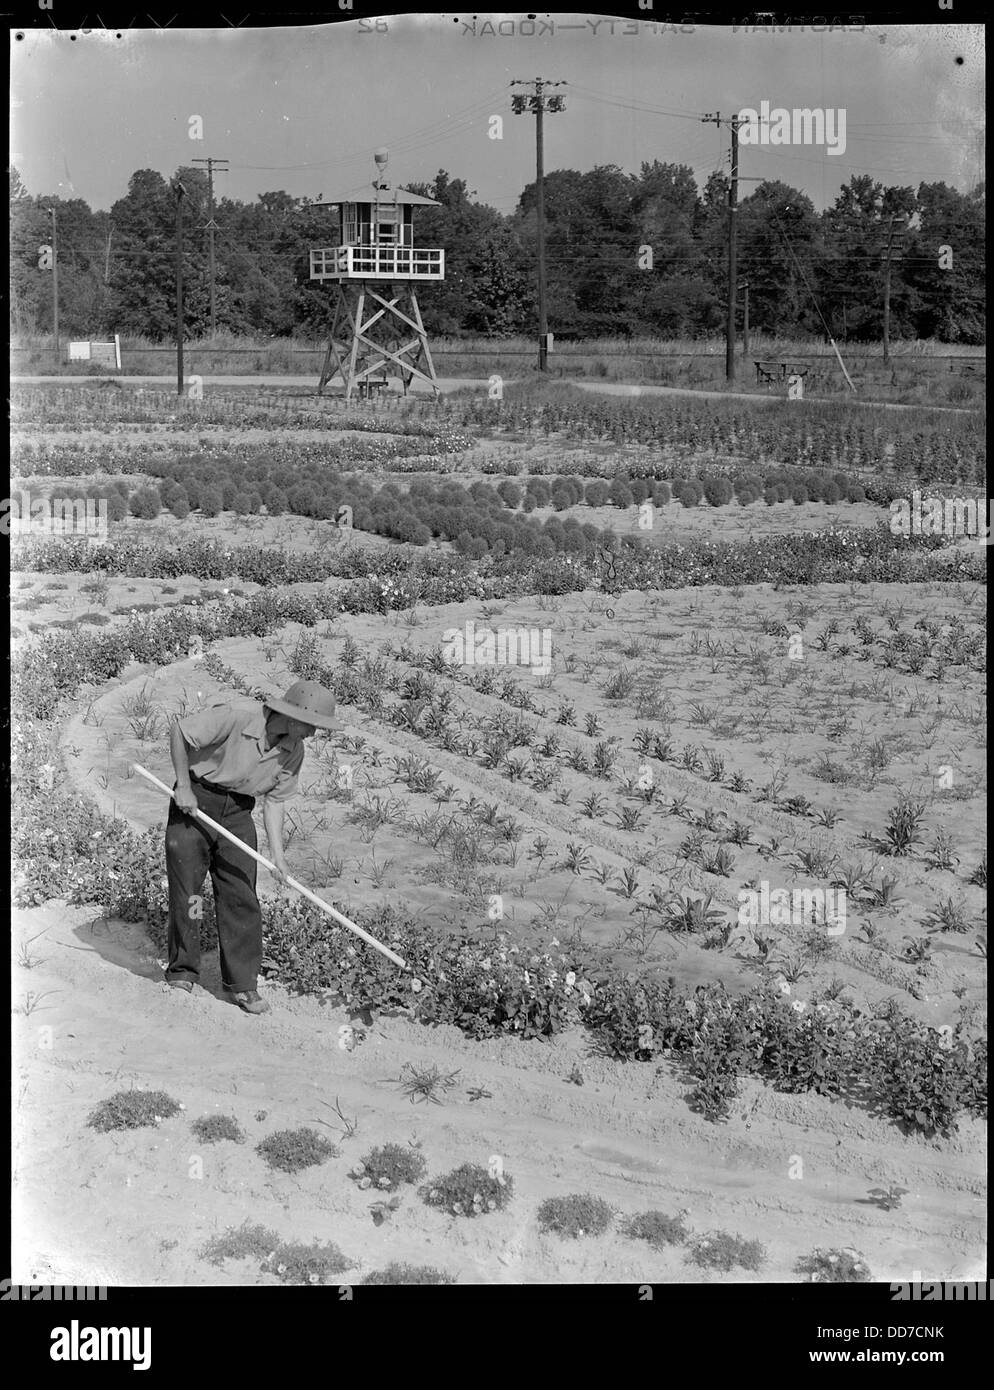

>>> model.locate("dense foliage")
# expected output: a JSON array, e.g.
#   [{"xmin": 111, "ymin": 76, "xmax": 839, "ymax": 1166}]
[{"xmin": 10, "ymin": 162, "xmax": 985, "ymax": 343}]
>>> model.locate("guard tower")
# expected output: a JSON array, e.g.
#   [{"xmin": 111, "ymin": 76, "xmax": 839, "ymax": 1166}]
[{"xmin": 309, "ymin": 148, "xmax": 445, "ymax": 401}]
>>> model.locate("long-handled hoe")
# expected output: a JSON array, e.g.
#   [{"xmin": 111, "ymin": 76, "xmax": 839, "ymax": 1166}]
[{"xmin": 132, "ymin": 764, "xmax": 407, "ymax": 969}]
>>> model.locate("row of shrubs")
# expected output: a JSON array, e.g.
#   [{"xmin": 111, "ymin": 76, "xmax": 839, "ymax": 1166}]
[
  {"xmin": 507, "ymin": 470, "xmax": 869, "ymax": 511},
  {"xmin": 13, "ymin": 462, "xmax": 868, "ymax": 567}
]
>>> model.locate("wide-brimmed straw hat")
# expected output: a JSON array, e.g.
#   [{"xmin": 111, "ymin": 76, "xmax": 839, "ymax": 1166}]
[{"xmin": 264, "ymin": 680, "xmax": 338, "ymax": 731}]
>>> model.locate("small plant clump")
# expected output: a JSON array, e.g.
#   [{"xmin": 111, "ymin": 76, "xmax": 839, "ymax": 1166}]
[
  {"xmin": 361, "ymin": 1262, "xmax": 457, "ymax": 1285},
  {"xmin": 350, "ymin": 1143, "xmax": 428, "ymax": 1191},
  {"xmin": 199, "ymin": 1221, "xmax": 281, "ymax": 1267},
  {"xmin": 420, "ymin": 1162, "xmax": 514, "ymax": 1217},
  {"xmin": 261, "ymin": 1239, "xmax": 351, "ymax": 1285},
  {"xmin": 536, "ymin": 1193, "xmax": 614, "ymax": 1239},
  {"xmin": 191, "ymin": 1113, "xmax": 245, "ymax": 1144},
  {"xmin": 621, "ymin": 1210, "xmax": 688, "ymax": 1249},
  {"xmin": 796, "ymin": 1247, "xmax": 872, "ymax": 1283},
  {"xmin": 87, "ymin": 1089, "xmax": 182, "ymax": 1132},
  {"xmin": 256, "ymin": 1127, "xmax": 338, "ymax": 1173},
  {"xmin": 689, "ymin": 1230, "xmax": 766, "ymax": 1272}
]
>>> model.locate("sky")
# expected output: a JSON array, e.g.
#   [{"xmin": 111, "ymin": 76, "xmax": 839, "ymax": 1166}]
[{"xmin": 9, "ymin": 17, "xmax": 986, "ymax": 217}]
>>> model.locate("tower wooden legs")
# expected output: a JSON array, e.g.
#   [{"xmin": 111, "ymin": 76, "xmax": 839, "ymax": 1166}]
[{"xmin": 317, "ymin": 281, "xmax": 440, "ymax": 402}]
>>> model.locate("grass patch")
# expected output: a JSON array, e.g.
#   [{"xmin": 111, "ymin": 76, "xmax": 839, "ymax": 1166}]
[
  {"xmin": 621, "ymin": 1210, "xmax": 688, "ymax": 1249},
  {"xmin": 87, "ymin": 1089, "xmax": 181, "ymax": 1132},
  {"xmin": 537, "ymin": 1193, "xmax": 614, "ymax": 1239},
  {"xmin": 256, "ymin": 1126, "xmax": 338, "ymax": 1173},
  {"xmin": 689, "ymin": 1230, "xmax": 766, "ymax": 1272},
  {"xmin": 191, "ymin": 1113, "xmax": 245, "ymax": 1144},
  {"xmin": 261, "ymin": 1239, "xmax": 351, "ymax": 1285},
  {"xmin": 361, "ymin": 1262, "xmax": 457, "ymax": 1285},
  {"xmin": 199, "ymin": 1221, "xmax": 280, "ymax": 1267}
]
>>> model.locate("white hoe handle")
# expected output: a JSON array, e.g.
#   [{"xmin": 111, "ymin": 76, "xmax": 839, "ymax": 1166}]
[{"xmin": 131, "ymin": 763, "xmax": 408, "ymax": 970}]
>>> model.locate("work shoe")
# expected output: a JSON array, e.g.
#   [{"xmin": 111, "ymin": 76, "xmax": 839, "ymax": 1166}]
[
  {"xmin": 166, "ymin": 979, "xmax": 194, "ymax": 993},
  {"xmin": 228, "ymin": 989, "xmax": 270, "ymax": 1015}
]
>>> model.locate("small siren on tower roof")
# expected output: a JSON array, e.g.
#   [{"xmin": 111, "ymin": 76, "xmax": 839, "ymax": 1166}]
[{"xmin": 308, "ymin": 149, "xmax": 445, "ymax": 403}]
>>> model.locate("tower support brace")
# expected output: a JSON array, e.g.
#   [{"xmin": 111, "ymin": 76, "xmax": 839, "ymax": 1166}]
[{"xmin": 317, "ymin": 280, "xmax": 439, "ymax": 401}]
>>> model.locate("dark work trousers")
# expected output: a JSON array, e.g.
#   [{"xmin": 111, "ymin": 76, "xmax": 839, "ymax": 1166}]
[{"xmin": 165, "ymin": 774, "xmax": 263, "ymax": 993}]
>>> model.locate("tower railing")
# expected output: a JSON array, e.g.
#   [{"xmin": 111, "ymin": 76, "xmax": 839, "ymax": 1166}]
[{"xmin": 309, "ymin": 246, "xmax": 444, "ymax": 281}]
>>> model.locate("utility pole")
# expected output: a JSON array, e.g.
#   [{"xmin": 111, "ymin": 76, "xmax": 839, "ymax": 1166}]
[
  {"xmin": 881, "ymin": 213, "xmax": 906, "ymax": 364},
  {"xmin": 701, "ymin": 111, "xmax": 743, "ymax": 382},
  {"xmin": 192, "ymin": 156, "xmax": 229, "ymax": 338},
  {"xmin": 738, "ymin": 279, "xmax": 750, "ymax": 361},
  {"xmin": 174, "ymin": 180, "xmax": 186, "ymax": 396},
  {"xmin": 511, "ymin": 79, "xmax": 566, "ymax": 373},
  {"xmin": 47, "ymin": 206, "xmax": 60, "ymax": 364}
]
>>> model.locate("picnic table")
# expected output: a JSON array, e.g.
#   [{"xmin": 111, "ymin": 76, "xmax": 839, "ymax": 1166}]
[
  {"xmin": 754, "ymin": 360, "xmax": 813, "ymax": 386},
  {"xmin": 357, "ymin": 375, "xmax": 389, "ymax": 400}
]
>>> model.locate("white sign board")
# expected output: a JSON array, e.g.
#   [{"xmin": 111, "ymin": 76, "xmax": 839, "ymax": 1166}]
[{"xmin": 67, "ymin": 335, "xmax": 122, "ymax": 369}]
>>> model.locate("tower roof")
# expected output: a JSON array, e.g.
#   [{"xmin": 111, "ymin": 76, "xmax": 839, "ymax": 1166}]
[{"xmin": 311, "ymin": 183, "xmax": 440, "ymax": 209}]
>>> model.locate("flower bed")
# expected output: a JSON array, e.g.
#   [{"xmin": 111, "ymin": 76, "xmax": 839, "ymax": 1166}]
[
  {"xmin": 11, "ymin": 526, "xmax": 983, "ymax": 720},
  {"xmin": 11, "ymin": 708, "xmax": 987, "ymax": 1141}
]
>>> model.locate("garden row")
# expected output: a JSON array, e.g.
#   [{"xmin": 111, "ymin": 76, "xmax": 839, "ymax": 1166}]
[
  {"xmin": 12, "ymin": 472, "xmax": 877, "ymax": 560},
  {"xmin": 431, "ymin": 382, "xmax": 984, "ymax": 483},
  {"xmin": 188, "ymin": 641, "xmax": 982, "ymax": 973},
  {"xmin": 507, "ymin": 470, "xmax": 872, "ymax": 509},
  {"xmin": 12, "ymin": 528, "xmax": 983, "ymax": 720},
  {"xmin": 12, "ymin": 715, "xmax": 986, "ymax": 1141},
  {"xmin": 11, "ymin": 434, "xmax": 965, "ymax": 515},
  {"xmin": 10, "ymin": 384, "xmax": 473, "ymax": 446}
]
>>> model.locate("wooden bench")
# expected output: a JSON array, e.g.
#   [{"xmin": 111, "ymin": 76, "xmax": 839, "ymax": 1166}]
[{"xmin": 357, "ymin": 375, "xmax": 389, "ymax": 399}]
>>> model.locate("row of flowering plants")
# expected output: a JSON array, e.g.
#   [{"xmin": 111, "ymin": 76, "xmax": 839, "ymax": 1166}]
[
  {"xmin": 258, "ymin": 903, "xmax": 595, "ymax": 1041},
  {"xmin": 14, "ymin": 518, "xmax": 980, "ymax": 592}
]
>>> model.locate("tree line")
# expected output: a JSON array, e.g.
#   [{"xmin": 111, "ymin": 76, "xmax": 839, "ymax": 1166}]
[{"xmin": 8, "ymin": 161, "xmax": 985, "ymax": 345}]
